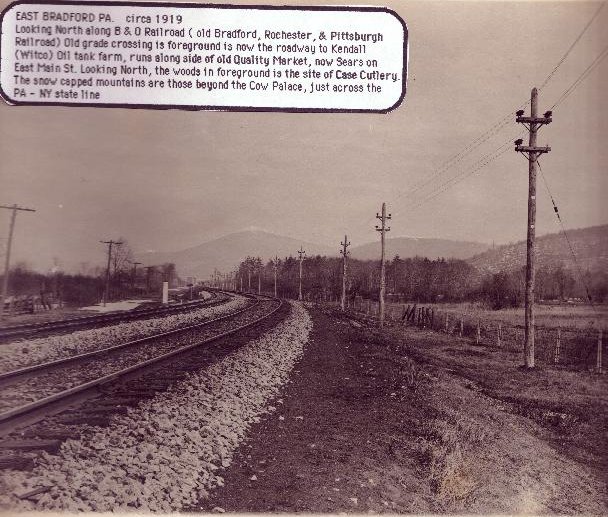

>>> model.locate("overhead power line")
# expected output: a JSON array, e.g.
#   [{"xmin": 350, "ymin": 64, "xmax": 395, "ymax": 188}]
[
  {"xmin": 398, "ymin": 2, "xmax": 606, "ymax": 208},
  {"xmin": 539, "ymin": 2, "xmax": 606, "ymax": 90},
  {"xmin": 354, "ymin": 2, "xmax": 606, "ymax": 238},
  {"xmin": 537, "ymin": 160, "xmax": 597, "ymax": 309},
  {"xmin": 550, "ymin": 43, "xmax": 608, "ymax": 109},
  {"xmin": 406, "ymin": 134, "xmax": 522, "ymax": 212}
]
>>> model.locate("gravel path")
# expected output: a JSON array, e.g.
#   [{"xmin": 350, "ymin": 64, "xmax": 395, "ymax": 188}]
[
  {"xmin": 0, "ymin": 301, "xmax": 311, "ymax": 512},
  {"xmin": 0, "ymin": 295, "xmax": 250, "ymax": 374}
]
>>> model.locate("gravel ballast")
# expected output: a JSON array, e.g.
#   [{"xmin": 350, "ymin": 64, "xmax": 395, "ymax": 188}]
[
  {"xmin": 0, "ymin": 301, "xmax": 311, "ymax": 512},
  {"xmin": 0, "ymin": 295, "xmax": 250, "ymax": 374}
]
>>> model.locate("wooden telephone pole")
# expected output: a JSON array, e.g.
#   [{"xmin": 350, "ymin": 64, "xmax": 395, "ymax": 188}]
[
  {"xmin": 131, "ymin": 261, "xmax": 142, "ymax": 291},
  {"xmin": 375, "ymin": 203, "xmax": 391, "ymax": 327},
  {"xmin": 273, "ymin": 255, "xmax": 278, "ymax": 298},
  {"xmin": 100, "ymin": 240, "xmax": 122, "ymax": 306},
  {"xmin": 144, "ymin": 266, "xmax": 154, "ymax": 293},
  {"xmin": 257, "ymin": 267, "xmax": 261, "ymax": 294},
  {"xmin": 0, "ymin": 204, "xmax": 36, "ymax": 321},
  {"xmin": 340, "ymin": 235, "xmax": 350, "ymax": 311},
  {"xmin": 297, "ymin": 246, "xmax": 306, "ymax": 301},
  {"xmin": 515, "ymin": 87, "xmax": 552, "ymax": 368}
]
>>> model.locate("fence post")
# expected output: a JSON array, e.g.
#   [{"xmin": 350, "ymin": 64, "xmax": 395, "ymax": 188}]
[
  {"xmin": 597, "ymin": 329, "xmax": 603, "ymax": 374},
  {"xmin": 445, "ymin": 313, "xmax": 449, "ymax": 333},
  {"xmin": 554, "ymin": 327, "xmax": 561, "ymax": 364},
  {"xmin": 476, "ymin": 320, "xmax": 481, "ymax": 345},
  {"xmin": 497, "ymin": 323, "xmax": 502, "ymax": 347},
  {"xmin": 459, "ymin": 317, "xmax": 463, "ymax": 337}
]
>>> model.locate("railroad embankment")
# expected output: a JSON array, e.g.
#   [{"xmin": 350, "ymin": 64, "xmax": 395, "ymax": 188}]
[
  {"xmin": 1, "ymin": 303, "xmax": 605, "ymax": 513},
  {"xmin": 196, "ymin": 305, "xmax": 607, "ymax": 514}
]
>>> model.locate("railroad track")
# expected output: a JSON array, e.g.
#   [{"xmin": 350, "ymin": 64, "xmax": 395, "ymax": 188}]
[
  {"xmin": 0, "ymin": 291, "xmax": 228, "ymax": 342},
  {"xmin": 0, "ymin": 295, "xmax": 286, "ymax": 476}
]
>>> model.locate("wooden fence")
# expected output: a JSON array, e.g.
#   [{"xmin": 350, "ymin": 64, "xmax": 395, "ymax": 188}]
[
  {"xmin": 1, "ymin": 295, "xmax": 60, "ymax": 317},
  {"xmin": 326, "ymin": 297, "xmax": 605, "ymax": 371}
]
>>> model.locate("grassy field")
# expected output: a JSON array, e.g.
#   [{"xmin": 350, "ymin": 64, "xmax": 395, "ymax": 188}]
[
  {"xmin": 342, "ymin": 299, "xmax": 606, "ymax": 369},
  {"xmin": 386, "ymin": 301, "xmax": 607, "ymax": 330}
]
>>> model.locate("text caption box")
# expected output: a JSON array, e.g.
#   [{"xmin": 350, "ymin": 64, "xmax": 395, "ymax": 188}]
[{"xmin": 0, "ymin": 1, "xmax": 408, "ymax": 112}]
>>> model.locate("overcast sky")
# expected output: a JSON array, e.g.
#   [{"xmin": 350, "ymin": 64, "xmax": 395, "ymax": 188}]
[{"xmin": 1, "ymin": 0, "xmax": 607, "ymax": 272}]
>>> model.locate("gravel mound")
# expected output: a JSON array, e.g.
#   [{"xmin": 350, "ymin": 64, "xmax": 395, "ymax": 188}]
[{"xmin": 0, "ymin": 301, "xmax": 311, "ymax": 513}]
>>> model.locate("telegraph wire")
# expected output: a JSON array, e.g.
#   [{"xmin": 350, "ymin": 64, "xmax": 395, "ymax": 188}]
[
  {"xmin": 539, "ymin": 2, "xmax": 606, "ymax": 90},
  {"xmin": 537, "ymin": 160, "xmax": 597, "ymax": 308},
  {"xmin": 355, "ymin": 3, "xmax": 606, "ymax": 234},
  {"xmin": 407, "ymin": 139, "xmax": 517, "ymax": 211},
  {"xmin": 396, "ymin": 1, "xmax": 606, "ymax": 207},
  {"xmin": 550, "ymin": 43, "xmax": 608, "ymax": 109},
  {"xmin": 398, "ymin": 114, "xmax": 518, "ymax": 202}
]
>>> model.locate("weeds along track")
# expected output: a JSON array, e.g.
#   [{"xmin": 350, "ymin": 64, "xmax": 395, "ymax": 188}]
[
  {"xmin": 0, "ymin": 296, "xmax": 283, "ymax": 442},
  {"xmin": 0, "ymin": 291, "xmax": 228, "ymax": 343}
]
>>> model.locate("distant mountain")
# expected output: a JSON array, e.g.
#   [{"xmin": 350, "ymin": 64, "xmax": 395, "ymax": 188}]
[
  {"xmin": 468, "ymin": 224, "xmax": 608, "ymax": 274},
  {"xmin": 137, "ymin": 230, "xmax": 335, "ymax": 279},
  {"xmin": 350, "ymin": 236, "xmax": 490, "ymax": 261}
]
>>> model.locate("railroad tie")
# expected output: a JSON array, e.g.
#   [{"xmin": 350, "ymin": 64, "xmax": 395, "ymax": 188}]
[
  {"xmin": 0, "ymin": 439, "xmax": 62, "ymax": 453},
  {"xmin": 23, "ymin": 426, "xmax": 77, "ymax": 441},
  {"xmin": 55, "ymin": 414, "xmax": 109, "ymax": 427},
  {"xmin": 81, "ymin": 406, "xmax": 130, "ymax": 416},
  {"xmin": 0, "ymin": 455, "xmax": 35, "ymax": 470}
]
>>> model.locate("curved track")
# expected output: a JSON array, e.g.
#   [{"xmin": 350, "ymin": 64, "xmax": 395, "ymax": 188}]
[
  {"xmin": 0, "ymin": 296, "xmax": 283, "ymax": 440},
  {"xmin": 0, "ymin": 291, "xmax": 227, "ymax": 342}
]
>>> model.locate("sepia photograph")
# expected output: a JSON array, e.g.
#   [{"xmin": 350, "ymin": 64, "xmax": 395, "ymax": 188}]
[{"xmin": 0, "ymin": 0, "xmax": 606, "ymax": 514}]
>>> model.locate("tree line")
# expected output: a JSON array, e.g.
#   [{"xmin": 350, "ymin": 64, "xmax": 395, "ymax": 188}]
[
  {"xmin": 232, "ymin": 254, "xmax": 607, "ymax": 308},
  {"xmin": 1, "ymin": 239, "xmax": 181, "ymax": 307}
]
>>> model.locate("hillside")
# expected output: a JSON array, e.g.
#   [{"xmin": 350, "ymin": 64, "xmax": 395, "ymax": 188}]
[
  {"xmin": 350, "ymin": 236, "xmax": 490, "ymax": 261},
  {"xmin": 468, "ymin": 224, "xmax": 608, "ymax": 274},
  {"xmin": 137, "ymin": 230, "xmax": 335, "ymax": 279}
]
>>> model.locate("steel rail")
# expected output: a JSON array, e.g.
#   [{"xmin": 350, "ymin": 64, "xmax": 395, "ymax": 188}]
[
  {"xmin": 0, "ymin": 291, "xmax": 225, "ymax": 340},
  {"xmin": 0, "ymin": 297, "xmax": 283, "ymax": 432},
  {"xmin": 0, "ymin": 296, "xmax": 258, "ymax": 385}
]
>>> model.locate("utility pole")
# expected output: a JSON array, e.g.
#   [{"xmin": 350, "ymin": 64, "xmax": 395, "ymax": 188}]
[
  {"xmin": 0, "ymin": 204, "xmax": 36, "ymax": 321},
  {"xmin": 340, "ymin": 235, "xmax": 350, "ymax": 311},
  {"xmin": 144, "ymin": 266, "xmax": 155, "ymax": 293},
  {"xmin": 375, "ymin": 202, "xmax": 391, "ymax": 327},
  {"xmin": 273, "ymin": 256, "xmax": 278, "ymax": 298},
  {"xmin": 257, "ymin": 266, "xmax": 262, "ymax": 294},
  {"xmin": 100, "ymin": 240, "xmax": 122, "ymax": 306},
  {"xmin": 297, "ymin": 246, "xmax": 306, "ymax": 301},
  {"xmin": 515, "ymin": 87, "xmax": 552, "ymax": 368},
  {"xmin": 131, "ymin": 261, "xmax": 142, "ymax": 291}
]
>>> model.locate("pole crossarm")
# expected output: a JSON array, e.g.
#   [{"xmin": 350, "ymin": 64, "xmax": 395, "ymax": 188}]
[
  {"xmin": 0, "ymin": 205, "xmax": 36, "ymax": 212},
  {"xmin": 340, "ymin": 238, "xmax": 350, "ymax": 256},
  {"xmin": 516, "ymin": 145, "xmax": 551, "ymax": 154},
  {"xmin": 516, "ymin": 116, "xmax": 552, "ymax": 125}
]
